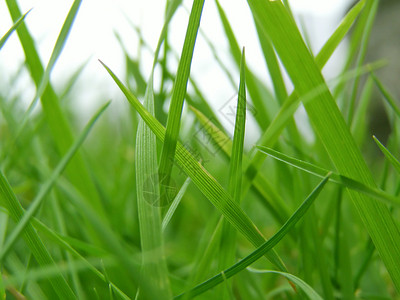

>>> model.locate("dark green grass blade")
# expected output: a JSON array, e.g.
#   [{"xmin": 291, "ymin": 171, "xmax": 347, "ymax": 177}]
[
  {"xmin": 175, "ymin": 174, "xmax": 330, "ymax": 299},
  {"xmin": 5, "ymin": 0, "xmax": 105, "ymax": 218},
  {"xmin": 0, "ymin": 9, "xmax": 31, "ymax": 50},
  {"xmin": 158, "ymin": 0, "xmax": 205, "ymax": 196},
  {"xmin": 0, "ymin": 102, "xmax": 110, "ymax": 261},
  {"xmin": 247, "ymin": 0, "xmax": 400, "ymax": 291},
  {"xmin": 0, "ymin": 173, "xmax": 76, "ymax": 299},
  {"xmin": 257, "ymin": 146, "xmax": 400, "ymax": 206},
  {"xmin": 100, "ymin": 61, "xmax": 287, "ymax": 272}
]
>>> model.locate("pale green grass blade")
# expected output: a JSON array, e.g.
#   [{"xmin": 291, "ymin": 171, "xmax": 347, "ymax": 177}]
[
  {"xmin": 215, "ymin": 0, "xmax": 271, "ymax": 129},
  {"xmin": 0, "ymin": 101, "xmax": 110, "ymax": 262},
  {"xmin": 158, "ymin": 0, "xmax": 205, "ymax": 196},
  {"xmin": 5, "ymin": 0, "xmax": 105, "ymax": 218},
  {"xmin": 257, "ymin": 146, "xmax": 400, "ymax": 206},
  {"xmin": 248, "ymin": 0, "xmax": 400, "ymax": 291},
  {"xmin": 248, "ymin": 268, "xmax": 323, "ymax": 300},
  {"xmin": 24, "ymin": 0, "xmax": 82, "ymax": 121},
  {"xmin": 370, "ymin": 72, "xmax": 400, "ymax": 119},
  {"xmin": 0, "ymin": 173, "xmax": 76, "ymax": 299},
  {"xmin": 175, "ymin": 174, "xmax": 330, "ymax": 299},
  {"xmin": 373, "ymin": 136, "xmax": 400, "ymax": 176},
  {"xmin": 217, "ymin": 48, "xmax": 247, "ymax": 299},
  {"xmin": 100, "ymin": 61, "xmax": 287, "ymax": 272},
  {"xmin": 0, "ymin": 9, "xmax": 31, "ymax": 50},
  {"xmin": 136, "ymin": 74, "xmax": 171, "ymax": 298},
  {"xmin": 162, "ymin": 177, "xmax": 191, "ymax": 231}
]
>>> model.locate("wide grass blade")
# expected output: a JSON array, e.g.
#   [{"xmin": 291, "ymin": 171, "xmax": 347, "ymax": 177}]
[
  {"xmin": 247, "ymin": 0, "xmax": 400, "ymax": 291},
  {"xmin": 0, "ymin": 101, "xmax": 110, "ymax": 262},
  {"xmin": 158, "ymin": 0, "xmax": 205, "ymax": 200},
  {"xmin": 100, "ymin": 61, "xmax": 287, "ymax": 272},
  {"xmin": 136, "ymin": 74, "xmax": 171, "ymax": 298},
  {"xmin": 0, "ymin": 173, "xmax": 76, "ymax": 299},
  {"xmin": 0, "ymin": 9, "xmax": 31, "ymax": 50},
  {"xmin": 175, "ymin": 174, "xmax": 330, "ymax": 299},
  {"xmin": 257, "ymin": 146, "xmax": 400, "ymax": 206}
]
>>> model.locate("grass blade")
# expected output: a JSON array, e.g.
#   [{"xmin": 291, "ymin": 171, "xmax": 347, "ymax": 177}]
[
  {"xmin": 373, "ymin": 136, "xmax": 400, "ymax": 175},
  {"xmin": 158, "ymin": 0, "xmax": 205, "ymax": 200},
  {"xmin": 175, "ymin": 174, "xmax": 331, "ymax": 299},
  {"xmin": 0, "ymin": 101, "xmax": 110, "ymax": 262},
  {"xmin": 100, "ymin": 61, "xmax": 288, "ymax": 272},
  {"xmin": 247, "ymin": 0, "xmax": 400, "ymax": 291},
  {"xmin": 0, "ymin": 9, "xmax": 31, "ymax": 50}
]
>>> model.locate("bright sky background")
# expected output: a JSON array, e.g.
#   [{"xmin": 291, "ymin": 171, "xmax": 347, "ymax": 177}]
[{"xmin": 0, "ymin": 0, "xmax": 354, "ymax": 140}]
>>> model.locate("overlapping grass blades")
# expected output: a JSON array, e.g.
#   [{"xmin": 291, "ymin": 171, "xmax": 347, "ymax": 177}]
[
  {"xmin": 247, "ymin": 0, "xmax": 400, "ymax": 291},
  {"xmin": 0, "ymin": 8, "xmax": 30, "ymax": 50}
]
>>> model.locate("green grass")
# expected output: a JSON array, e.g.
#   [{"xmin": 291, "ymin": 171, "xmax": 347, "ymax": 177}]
[{"xmin": 1, "ymin": 0, "xmax": 400, "ymax": 299}]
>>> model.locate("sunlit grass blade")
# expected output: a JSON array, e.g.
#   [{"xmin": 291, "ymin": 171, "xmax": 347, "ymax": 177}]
[
  {"xmin": 100, "ymin": 61, "xmax": 287, "ymax": 272},
  {"xmin": 175, "ymin": 174, "xmax": 331, "ymax": 299},
  {"xmin": 257, "ymin": 146, "xmax": 400, "ymax": 206},
  {"xmin": 162, "ymin": 177, "xmax": 191, "ymax": 231},
  {"xmin": 158, "ymin": 0, "xmax": 205, "ymax": 199},
  {"xmin": 247, "ymin": 268, "xmax": 323, "ymax": 300},
  {"xmin": 373, "ymin": 136, "xmax": 400, "ymax": 175},
  {"xmin": 0, "ymin": 101, "xmax": 110, "ymax": 263},
  {"xmin": 248, "ymin": 1, "xmax": 400, "ymax": 291},
  {"xmin": 0, "ymin": 8, "xmax": 31, "ymax": 50},
  {"xmin": 5, "ymin": 0, "xmax": 106, "ymax": 218},
  {"xmin": 136, "ymin": 74, "xmax": 171, "ymax": 298},
  {"xmin": 0, "ymin": 173, "xmax": 76, "ymax": 299}
]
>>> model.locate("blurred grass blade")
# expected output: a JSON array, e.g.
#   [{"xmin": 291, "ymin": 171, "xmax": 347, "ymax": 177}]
[
  {"xmin": 175, "ymin": 174, "xmax": 330, "ymax": 299},
  {"xmin": 0, "ymin": 9, "xmax": 31, "ymax": 50},
  {"xmin": 100, "ymin": 61, "xmax": 287, "ymax": 272},
  {"xmin": 247, "ymin": 268, "xmax": 323, "ymax": 300},
  {"xmin": 257, "ymin": 146, "xmax": 400, "ymax": 206},
  {"xmin": 25, "ymin": 0, "xmax": 82, "ymax": 120},
  {"xmin": 0, "ymin": 101, "xmax": 110, "ymax": 262},
  {"xmin": 162, "ymin": 177, "xmax": 191, "ymax": 231},
  {"xmin": 0, "ymin": 173, "xmax": 76, "ymax": 299},
  {"xmin": 136, "ymin": 74, "xmax": 171, "ymax": 298},
  {"xmin": 247, "ymin": 0, "xmax": 400, "ymax": 291},
  {"xmin": 373, "ymin": 136, "xmax": 400, "ymax": 175},
  {"xmin": 158, "ymin": 0, "xmax": 205, "ymax": 199},
  {"xmin": 370, "ymin": 71, "xmax": 400, "ymax": 119},
  {"xmin": 5, "ymin": 0, "xmax": 106, "ymax": 218}
]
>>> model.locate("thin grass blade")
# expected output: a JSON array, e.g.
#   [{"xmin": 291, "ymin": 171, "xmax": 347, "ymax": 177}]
[
  {"xmin": 0, "ymin": 9, "xmax": 31, "ymax": 50},
  {"xmin": 373, "ymin": 136, "xmax": 400, "ymax": 175}
]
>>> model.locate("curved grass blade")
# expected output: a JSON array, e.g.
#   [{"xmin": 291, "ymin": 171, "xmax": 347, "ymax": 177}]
[
  {"xmin": 0, "ymin": 9, "xmax": 31, "ymax": 50},
  {"xmin": 0, "ymin": 173, "xmax": 76, "ymax": 299},
  {"xmin": 174, "ymin": 174, "xmax": 331, "ymax": 299},
  {"xmin": 158, "ymin": 0, "xmax": 205, "ymax": 200},
  {"xmin": 373, "ymin": 136, "xmax": 400, "ymax": 176},
  {"xmin": 0, "ymin": 101, "xmax": 110, "ymax": 262},
  {"xmin": 247, "ymin": 268, "xmax": 323, "ymax": 300},
  {"xmin": 100, "ymin": 61, "xmax": 287, "ymax": 272},
  {"xmin": 257, "ymin": 146, "xmax": 400, "ymax": 206}
]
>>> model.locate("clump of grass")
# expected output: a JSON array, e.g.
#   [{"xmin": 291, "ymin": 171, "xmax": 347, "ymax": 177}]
[{"xmin": 1, "ymin": 0, "xmax": 400, "ymax": 299}]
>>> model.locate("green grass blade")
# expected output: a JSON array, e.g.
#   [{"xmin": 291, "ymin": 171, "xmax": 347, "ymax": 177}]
[
  {"xmin": 373, "ymin": 136, "xmax": 400, "ymax": 175},
  {"xmin": 100, "ymin": 61, "xmax": 287, "ymax": 272},
  {"xmin": 25, "ymin": 0, "xmax": 82, "ymax": 121},
  {"xmin": 158, "ymin": 0, "xmax": 205, "ymax": 197},
  {"xmin": 0, "ymin": 173, "xmax": 76, "ymax": 299},
  {"xmin": 248, "ymin": 0, "xmax": 400, "ymax": 291},
  {"xmin": 248, "ymin": 268, "xmax": 323, "ymax": 300},
  {"xmin": 175, "ymin": 174, "xmax": 330, "ymax": 299},
  {"xmin": 5, "ymin": 0, "xmax": 105, "ymax": 218},
  {"xmin": 0, "ymin": 101, "xmax": 110, "ymax": 262},
  {"xmin": 257, "ymin": 146, "xmax": 400, "ymax": 206},
  {"xmin": 370, "ymin": 71, "xmax": 400, "ymax": 119},
  {"xmin": 136, "ymin": 74, "xmax": 171, "ymax": 298},
  {"xmin": 162, "ymin": 177, "xmax": 191, "ymax": 231},
  {"xmin": 0, "ymin": 9, "xmax": 31, "ymax": 50}
]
